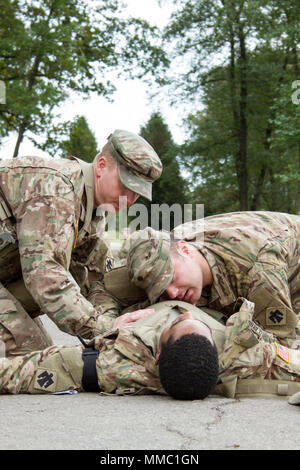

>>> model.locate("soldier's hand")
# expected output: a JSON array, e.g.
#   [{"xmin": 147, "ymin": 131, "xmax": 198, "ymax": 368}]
[{"xmin": 114, "ymin": 308, "xmax": 155, "ymax": 328}]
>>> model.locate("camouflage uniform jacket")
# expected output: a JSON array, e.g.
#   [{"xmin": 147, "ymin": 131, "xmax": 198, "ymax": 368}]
[
  {"xmin": 1, "ymin": 299, "xmax": 299, "ymax": 396},
  {"xmin": 173, "ymin": 211, "xmax": 300, "ymax": 339},
  {"xmin": 218, "ymin": 298, "xmax": 300, "ymax": 395},
  {"xmin": 84, "ymin": 259, "xmax": 149, "ymax": 334},
  {"xmin": 0, "ymin": 156, "xmax": 108, "ymax": 338}
]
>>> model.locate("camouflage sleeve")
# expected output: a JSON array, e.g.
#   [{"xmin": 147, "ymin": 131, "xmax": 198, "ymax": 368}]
[
  {"xmin": 94, "ymin": 328, "xmax": 165, "ymax": 395},
  {"xmin": 0, "ymin": 344, "xmax": 85, "ymax": 394},
  {"xmin": 0, "ymin": 345, "xmax": 61, "ymax": 394},
  {"xmin": 86, "ymin": 280, "xmax": 123, "ymax": 335},
  {"xmin": 245, "ymin": 262, "xmax": 298, "ymax": 337},
  {"xmin": 218, "ymin": 299, "xmax": 300, "ymax": 383},
  {"xmin": 16, "ymin": 194, "xmax": 105, "ymax": 339}
]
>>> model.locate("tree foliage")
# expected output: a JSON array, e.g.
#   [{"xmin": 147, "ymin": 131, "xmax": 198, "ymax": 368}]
[
  {"xmin": 0, "ymin": 0, "xmax": 168, "ymax": 157},
  {"xmin": 59, "ymin": 115, "xmax": 99, "ymax": 162},
  {"xmin": 163, "ymin": 0, "xmax": 300, "ymax": 214},
  {"xmin": 1, "ymin": 0, "xmax": 299, "ymax": 218},
  {"xmin": 139, "ymin": 112, "xmax": 188, "ymax": 229}
]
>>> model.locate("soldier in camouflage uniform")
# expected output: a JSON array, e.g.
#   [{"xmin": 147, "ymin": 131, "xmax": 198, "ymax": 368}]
[
  {"xmin": 0, "ymin": 129, "xmax": 162, "ymax": 358},
  {"xmin": 127, "ymin": 212, "xmax": 300, "ymax": 347},
  {"xmin": 0, "ymin": 299, "xmax": 300, "ymax": 404}
]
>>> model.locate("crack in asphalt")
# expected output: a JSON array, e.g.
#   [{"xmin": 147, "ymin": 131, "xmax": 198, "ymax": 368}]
[
  {"xmin": 206, "ymin": 399, "xmax": 240, "ymax": 431},
  {"xmin": 163, "ymin": 399, "xmax": 240, "ymax": 449},
  {"xmin": 165, "ymin": 425, "xmax": 199, "ymax": 450}
]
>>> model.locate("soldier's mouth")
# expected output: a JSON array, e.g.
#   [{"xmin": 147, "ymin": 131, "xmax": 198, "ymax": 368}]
[{"xmin": 182, "ymin": 289, "xmax": 190, "ymax": 301}]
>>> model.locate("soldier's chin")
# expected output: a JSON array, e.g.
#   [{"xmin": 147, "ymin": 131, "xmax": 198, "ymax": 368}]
[{"xmin": 188, "ymin": 289, "xmax": 201, "ymax": 305}]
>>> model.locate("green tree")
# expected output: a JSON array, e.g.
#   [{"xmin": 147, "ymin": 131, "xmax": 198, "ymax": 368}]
[
  {"xmin": 0, "ymin": 0, "xmax": 168, "ymax": 157},
  {"xmin": 268, "ymin": 80, "xmax": 300, "ymax": 214},
  {"xmin": 60, "ymin": 115, "xmax": 99, "ymax": 162},
  {"xmin": 139, "ymin": 112, "xmax": 187, "ymax": 230},
  {"xmin": 180, "ymin": 47, "xmax": 300, "ymax": 215},
  {"xmin": 163, "ymin": 0, "xmax": 259, "ymax": 209},
  {"xmin": 163, "ymin": 0, "xmax": 300, "ymax": 213},
  {"xmin": 261, "ymin": 0, "xmax": 300, "ymax": 213}
]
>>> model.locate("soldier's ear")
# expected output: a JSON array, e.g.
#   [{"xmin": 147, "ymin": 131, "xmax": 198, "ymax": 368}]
[
  {"xmin": 95, "ymin": 156, "xmax": 107, "ymax": 176},
  {"xmin": 155, "ymin": 351, "xmax": 161, "ymax": 365},
  {"xmin": 177, "ymin": 241, "xmax": 193, "ymax": 258}
]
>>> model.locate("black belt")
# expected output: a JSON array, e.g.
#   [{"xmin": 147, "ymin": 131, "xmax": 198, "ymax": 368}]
[{"xmin": 77, "ymin": 334, "xmax": 101, "ymax": 392}]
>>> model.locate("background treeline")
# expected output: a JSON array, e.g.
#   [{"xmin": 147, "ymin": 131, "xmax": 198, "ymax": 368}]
[{"xmin": 1, "ymin": 0, "xmax": 299, "ymax": 220}]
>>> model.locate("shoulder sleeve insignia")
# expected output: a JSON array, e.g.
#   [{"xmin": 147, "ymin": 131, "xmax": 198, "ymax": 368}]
[
  {"xmin": 105, "ymin": 257, "xmax": 113, "ymax": 272},
  {"xmin": 34, "ymin": 368, "xmax": 57, "ymax": 392},
  {"xmin": 266, "ymin": 307, "xmax": 287, "ymax": 325}
]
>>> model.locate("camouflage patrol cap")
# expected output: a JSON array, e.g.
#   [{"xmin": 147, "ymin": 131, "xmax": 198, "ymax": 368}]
[
  {"xmin": 127, "ymin": 227, "xmax": 173, "ymax": 303},
  {"xmin": 107, "ymin": 129, "xmax": 162, "ymax": 201}
]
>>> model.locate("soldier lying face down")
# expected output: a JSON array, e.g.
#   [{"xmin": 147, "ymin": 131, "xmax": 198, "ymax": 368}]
[{"xmin": 1, "ymin": 299, "xmax": 300, "ymax": 404}]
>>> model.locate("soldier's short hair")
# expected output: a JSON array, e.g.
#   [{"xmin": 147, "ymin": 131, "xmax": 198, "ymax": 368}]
[
  {"xmin": 158, "ymin": 333, "xmax": 219, "ymax": 400},
  {"xmin": 94, "ymin": 144, "xmax": 116, "ymax": 168}
]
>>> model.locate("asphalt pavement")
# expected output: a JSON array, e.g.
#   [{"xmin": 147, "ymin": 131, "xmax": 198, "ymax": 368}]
[{"xmin": 1, "ymin": 315, "xmax": 299, "ymax": 454}]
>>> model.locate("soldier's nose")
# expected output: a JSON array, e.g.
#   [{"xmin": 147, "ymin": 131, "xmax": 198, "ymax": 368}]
[{"xmin": 166, "ymin": 285, "xmax": 178, "ymax": 299}]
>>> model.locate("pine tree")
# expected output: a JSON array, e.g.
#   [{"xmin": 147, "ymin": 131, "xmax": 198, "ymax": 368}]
[
  {"xmin": 60, "ymin": 116, "xmax": 98, "ymax": 162},
  {"xmin": 139, "ymin": 112, "xmax": 187, "ymax": 230}
]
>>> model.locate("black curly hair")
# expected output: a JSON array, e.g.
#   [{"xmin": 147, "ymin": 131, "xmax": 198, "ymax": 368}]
[{"xmin": 158, "ymin": 333, "xmax": 219, "ymax": 400}]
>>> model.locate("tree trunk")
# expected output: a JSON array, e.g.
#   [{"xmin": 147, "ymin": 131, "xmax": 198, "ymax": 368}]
[
  {"xmin": 12, "ymin": 54, "xmax": 40, "ymax": 157},
  {"xmin": 228, "ymin": 23, "xmax": 239, "ymax": 127},
  {"xmin": 237, "ymin": 24, "xmax": 248, "ymax": 210},
  {"xmin": 12, "ymin": 3, "xmax": 53, "ymax": 157},
  {"xmin": 251, "ymin": 165, "xmax": 266, "ymax": 211},
  {"xmin": 226, "ymin": 5, "xmax": 249, "ymax": 210},
  {"xmin": 13, "ymin": 121, "xmax": 27, "ymax": 158}
]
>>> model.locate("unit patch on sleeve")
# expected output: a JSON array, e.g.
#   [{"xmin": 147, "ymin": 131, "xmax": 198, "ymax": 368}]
[
  {"xmin": 34, "ymin": 368, "xmax": 58, "ymax": 392},
  {"xmin": 105, "ymin": 257, "xmax": 113, "ymax": 272},
  {"xmin": 266, "ymin": 307, "xmax": 287, "ymax": 326}
]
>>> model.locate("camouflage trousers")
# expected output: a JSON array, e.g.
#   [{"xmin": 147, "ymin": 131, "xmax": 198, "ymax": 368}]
[
  {"xmin": 0, "ymin": 344, "xmax": 84, "ymax": 394},
  {"xmin": 0, "ymin": 282, "xmax": 53, "ymax": 358}
]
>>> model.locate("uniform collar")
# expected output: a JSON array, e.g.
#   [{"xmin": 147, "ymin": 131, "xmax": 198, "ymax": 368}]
[
  {"xmin": 198, "ymin": 246, "xmax": 236, "ymax": 307},
  {"xmin": 73, "ymin": 158, "xmax": 95, "ymax": 243}
]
